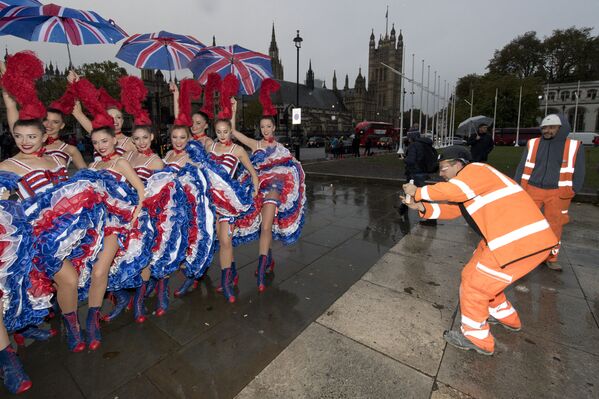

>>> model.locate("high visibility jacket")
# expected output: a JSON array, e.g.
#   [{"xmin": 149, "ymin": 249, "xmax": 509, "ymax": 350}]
[
  {"xmin": 415, "ymin": 163, "xmax": 557, "ymax": 267},
  {"xmin": 520, "ymin": 137, "xmax": 581, "ymax": 199}
]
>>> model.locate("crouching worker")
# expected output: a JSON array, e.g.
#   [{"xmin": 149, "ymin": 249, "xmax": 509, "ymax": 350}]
[{"xmin": 401, "ymin": 146, "xmax": 557, "ymax": 356}]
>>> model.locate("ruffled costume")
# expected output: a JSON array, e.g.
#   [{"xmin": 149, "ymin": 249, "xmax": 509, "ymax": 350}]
[
  {"xmin": 0, "ymin": 174, "xmax": 50, "ymax": 331},
  {"xmin": 235, "ymin": 144, "xmax": 306, "ymax": 245}
]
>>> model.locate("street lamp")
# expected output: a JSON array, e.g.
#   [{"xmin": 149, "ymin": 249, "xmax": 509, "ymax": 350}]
[{"xmin": 293, "ymin": 30, "xmax": 303, "ymax": 160}]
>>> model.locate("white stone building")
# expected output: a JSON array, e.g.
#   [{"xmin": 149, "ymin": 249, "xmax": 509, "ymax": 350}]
[{"xmin": 541, "ymin": 80, "xmax": 599, "ymax": 132}]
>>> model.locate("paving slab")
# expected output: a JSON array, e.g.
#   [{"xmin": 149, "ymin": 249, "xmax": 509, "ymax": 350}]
[
  {"xmin": 317, "ymin": 280, "xmax": 453, "ymax": 376},
  {"xmin": 437, "ymin": 329, "xmax": 599, "ymax": 399},
  {"xmin": 389, "ymin": 234, "xmax": 474, "ymax": 266},
  {"xmin": 235, "ymin": 323, "xmax": 434, "ymax": 399},
  {"xmin": 363, "ymin": 251, "xmax": 461, "ymax": 309}
]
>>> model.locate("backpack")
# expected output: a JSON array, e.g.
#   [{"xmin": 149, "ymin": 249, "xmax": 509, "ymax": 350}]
[{"xmin": 422, "ymin": 143, "xmax": 439, "ymax": 173}]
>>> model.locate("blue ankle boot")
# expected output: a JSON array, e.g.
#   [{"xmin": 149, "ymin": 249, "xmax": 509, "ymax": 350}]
[
  {"xmin": 256, "ymin": 255, "xmax": 269, "ymax": 293},
  {"xmin": 13, "ymin": 326, "xmax": 57, "ymax": 346},
  {"xmin": 134, "ymin": 282, "xmax": 148, "ymax": 323},
  {"xmin": 102, "ymin": 290, "xmax": 131, "ymax": 322},
  {"xmin": 62, "ymin": 311, "xmax": 85, "ymax": 352},
  {"xmin": 216, "ymin": 262, "xmax": 237, "ymax": 293},
  {"xmin": 86, "ymin": 307, "xmax": 102, "ymax": 351},
  {"xmin": 220, "ymin": 267, "xmax": 236, "ymax": 303},
  {"xmin": 0, "ymin": 346, "xmax": 32, "ymax": 394},
  {"xmin": 145, "ymin": 278, "xmax": 157, "ymax": 299},
  {"xmin": 174, "ymin": 277, "xmax": 196, "ymax": 298},
  {"xmin": 266, "ymin": 249, "xmax": 275, "ymax": 274},
  {"xmin": 156, "ymin": 278, "xmax": 169, "ymax": 317}
]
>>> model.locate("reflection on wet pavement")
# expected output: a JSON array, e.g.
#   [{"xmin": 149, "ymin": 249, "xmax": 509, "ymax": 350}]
[{"xmin": 14, "ymin": 176, "xmax": 415, "ymax": 399}]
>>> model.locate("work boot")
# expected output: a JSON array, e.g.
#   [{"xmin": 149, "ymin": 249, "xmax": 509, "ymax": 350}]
[
  {"xmin": 419, "ymin": 219, "xmax": 437, "ymax": 227},
  {"xmin": 443, "ymin": 330, "xmax": 493, "ymax": 356},
  {"xmin": 487, "ymin": 315, "xmax": 521, "ymax": 332},
  {"xmin": 545, "ymin": 261, "xmax": 562, "ymax": 272}
]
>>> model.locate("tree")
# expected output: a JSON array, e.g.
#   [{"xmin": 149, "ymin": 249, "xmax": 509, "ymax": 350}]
[
  {"xmin": 488, "ymin": 31, "xmax": 545, "ymax": 79},
  {"xmin": 76, "ymin": 61, "xmax": 127, "ymax": 99},
  {"xmin": 544, "ymin": 27, "xmax": 595, "ymax": 82}
]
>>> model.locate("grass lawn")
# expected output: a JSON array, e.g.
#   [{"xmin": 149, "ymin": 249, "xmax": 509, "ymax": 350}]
[{"xmin": 488, "ymin": 146, "xmax": 598, "ymax": 192}]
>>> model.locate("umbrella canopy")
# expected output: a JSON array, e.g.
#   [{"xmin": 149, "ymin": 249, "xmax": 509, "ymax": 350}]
[
  {"xmin": 116, "ymin": 31, "xmax": 205, "ymax": 75},
  {"xmin": 457, "ymin": 115, "xmax": 493, "ymax": 137},
  {"xmin": 0, "ymin": 3, "xmax": 127, "ymax": 45},
  {"xmin": 189, "ymin": 45, "xmax": 272, "ymax": 95},
  {"xmin": 0, "ymin": 0, "xmax": 41, "ymax": 11}
]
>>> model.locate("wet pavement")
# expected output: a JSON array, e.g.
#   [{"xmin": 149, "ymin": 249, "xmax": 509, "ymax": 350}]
[
  {"xmin": 11, "ymin": 176, "xmax": 411, "ymax": 399},
  {"xmin": 237, "ymin": 202, "xmax": 599, "ymax": 399}
]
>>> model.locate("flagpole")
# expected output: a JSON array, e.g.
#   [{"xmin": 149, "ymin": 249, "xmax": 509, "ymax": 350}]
[
  {"xmin": 432, "ymin": 70, "xmax": 437, "ymax": 143},
  {"xmin": 398, "ymin": 45, "xmax": 405, "ymax": 155},
  {"xmin": 573, "ymin": 80, "xmax": 580, "ymax": 132},
  {"xmin": 419, "ymin": 59, "xmax": 424, "ymax": 128},
  {"xmin": 544, "ymin": 84, "xmax": 549, "ymax": 116},
  {"xmin": 410, "ymin": 53, "xmax": 414, "ymax": 127},
  {"xmin": 425, "ymin": 65, "xmax": 430, "ymax": 134},
  {"xmin": 492, "ymin": 87, "xmax": 498, "ymax": 141},
  {"xmin": 515, "ymin": 85, "xmax": 522, "ymax": 147}
]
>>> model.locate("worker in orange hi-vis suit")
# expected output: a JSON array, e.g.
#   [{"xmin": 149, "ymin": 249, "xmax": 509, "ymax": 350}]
[
  {"xmin": 402, "ymin": 146, "xmax": 557, "ymax": 356},
  {"xmin": 514, "ymin": 114, "xmax": 585, "ymax": 272}
]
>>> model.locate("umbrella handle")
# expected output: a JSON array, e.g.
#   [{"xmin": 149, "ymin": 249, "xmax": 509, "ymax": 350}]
[{"xmin": 66, "ymin": 42, "xmax": 73, "ymax": 69}]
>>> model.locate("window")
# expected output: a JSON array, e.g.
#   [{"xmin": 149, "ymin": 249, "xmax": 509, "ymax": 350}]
[
  {"xmin": 587, "ymin": 89, "xmax": 597, "ymax": 100},
  {"xmin": 548, "ymin": 92, "xmax": 556, "ymax": 101},
  {"xmin": 560, "ymin": 91, "xmax": 570, "ymax": 101}
]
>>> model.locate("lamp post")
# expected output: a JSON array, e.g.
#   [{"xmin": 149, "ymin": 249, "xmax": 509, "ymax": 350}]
[{"xmin": 293, "ymin": 30, "xmax": 303, "ymax": 160}]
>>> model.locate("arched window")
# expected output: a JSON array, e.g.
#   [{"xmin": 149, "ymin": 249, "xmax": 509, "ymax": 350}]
[
  {"xmin": 548, "ymin": 91, "xmax": 556, "ymax": 101},
  {"xmin": 587, "ymin": 89, "xmax": 597, "ymax": 100},
  {"xmin": 567, "ymin": 107, "xmax": 585, "ymax": 131},
  {"xmin": 560, "ymin": 91, "xmax": 570, "ymax": 101}
]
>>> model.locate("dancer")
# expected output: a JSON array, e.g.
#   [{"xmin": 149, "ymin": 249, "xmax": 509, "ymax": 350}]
[{"xmin": 230, "ymin": 79, "xmax": 306, "ymax": 292}]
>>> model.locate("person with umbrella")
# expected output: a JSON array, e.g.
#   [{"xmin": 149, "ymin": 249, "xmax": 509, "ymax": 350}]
[{"xmin": 466, "ymin": 122, "xmax": 494, "ymax": 163}]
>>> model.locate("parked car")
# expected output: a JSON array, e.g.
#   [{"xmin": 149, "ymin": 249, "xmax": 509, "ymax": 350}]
[
  {"xmin": 307, "ymin": 136, "xmax": 325, "ymax": 148},
  {"xmin": 568, "ymin": 132, "xmax": 599, "ymax": 146},
  {"xmin": 593, "ymin": 135, "xmax": 599, "ymax": 147},
  {"xmin": 450, "ymin": 137, "xmax": 468, "ymax": 146},
  {"xmin": 377, "ymin": 136, "xmax": 393, "ymax": 149}
]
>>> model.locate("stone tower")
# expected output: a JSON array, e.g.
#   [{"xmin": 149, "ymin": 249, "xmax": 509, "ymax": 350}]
[
  {"xmin": 368, "ymin": 22, "xmax": 402, "ymax": 125},
  {"xmin": 269, "ymin": 23, "xmax": 284, "ymax": 80},
  {"xmin": 306, "ymin": 60, "xmax": 315, "ymax": 91}
]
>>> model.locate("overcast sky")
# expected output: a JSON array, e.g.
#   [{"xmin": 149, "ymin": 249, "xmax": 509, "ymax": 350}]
[{"xmin": 2, "ymin": 0, "xmax": 598, "ymax": 93}]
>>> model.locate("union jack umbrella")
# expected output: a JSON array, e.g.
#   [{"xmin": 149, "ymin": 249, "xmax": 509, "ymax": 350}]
[
  {"xmin": 0, "ymin": 1, "xmax": 41, "ymax": 11},
  {"xmin": 189, "ymin": 45, "xmax": 273, "ymax": 95},
  {"xmin": 0, "ymin": 3, "xmax": 127, "ymax": 65},
  {"xmin": 116, "ymin": 31, "xmax": 205, "ymax": 78}
]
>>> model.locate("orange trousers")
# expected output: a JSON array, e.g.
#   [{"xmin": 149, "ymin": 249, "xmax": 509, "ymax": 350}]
[
  {"xmin": 525, "ymin": 185, "xmax": 571, "ymax": 262},
  {"xmin": 460, "ymin": 241, "xmax": 550, "ymax": 353}
]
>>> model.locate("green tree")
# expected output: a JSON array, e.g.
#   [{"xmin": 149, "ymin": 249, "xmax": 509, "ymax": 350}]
[
  {"xmin": 544, "ymin": 27, "xmax": 595, "ymax": 82},
  {"xmin": 76, "ymin": 60, "xmax": 127, "ymax": 99},
  {"xmin": 488, "ymin": 31, "xmax": 545, "ymax": 79}
]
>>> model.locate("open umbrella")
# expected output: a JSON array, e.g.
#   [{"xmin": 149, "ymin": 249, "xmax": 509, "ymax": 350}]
[
  {"xmin": 457, "ymin": 115, "xmax": 493, "ymax": 137},
  {"xmin": 0, "ymin": 0, "xmax": 41, "ymax": 11},
  {"xmin": 0, "ymin": 3, "xmax": 127, "ymax": 66},
  {"xmin": 116, "ymin": 31, "xmax": 205, "ymax": 80},
  {"xmin": 188, "ymin": 45, "xmax": 272, "ymax": 95}
]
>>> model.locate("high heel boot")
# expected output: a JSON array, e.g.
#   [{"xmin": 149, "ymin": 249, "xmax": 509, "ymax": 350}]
[
  {"xmin": 62, "ymin": 311, "xmax": 85, "ymax": 352},
  {"xmin": 0, "ymin": 345, "xmax": 32, "ymax": 394}
]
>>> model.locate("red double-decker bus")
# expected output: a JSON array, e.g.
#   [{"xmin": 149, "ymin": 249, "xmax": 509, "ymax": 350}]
[
  {"xmin": 492, "ymin": 128, "xmax": 541, "ymax": 146},
  {"xmin": 355, "ymin": 121, "xmax": 394, "ymax": 146}
]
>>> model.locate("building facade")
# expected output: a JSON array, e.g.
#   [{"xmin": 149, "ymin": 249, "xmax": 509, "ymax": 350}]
[{"xmin": 541, "ymin": 80, "xmax": 599, "ymax": 132}]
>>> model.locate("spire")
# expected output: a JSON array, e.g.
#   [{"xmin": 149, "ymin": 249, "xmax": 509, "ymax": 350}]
[
  {"xmin": 332, "ymin": 70, "xmax": 337, "ymax": 91},
  {"xmin": 369, "ymin": 29, "xmax": 375, "ymax": 48},
  {"xmin": 212, "ymin": 35, "xmax": 216, "ymax": 46},
  {"xmin": 344, "ymin": 74, "xmax": 349, "ymax": 90},
  {"xmin": 269, "ymin": 22, "xmax": 278, "ymax": 53},
  {"xmin": 323, "ymin": 79, "xmax": 327, "ymax": 89},
  {"xmin": 306, "ymin": 59, "xmax": 315, "ymax": 90},
  {"xmin": 390, "ymin": 23, "xmax": 396, "ymax": 39},
  {"xmin": 385, "ymin": 5, "xmax": 389, "ymax": 38}
]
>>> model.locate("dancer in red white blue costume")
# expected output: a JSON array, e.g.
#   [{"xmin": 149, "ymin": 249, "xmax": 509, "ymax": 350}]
[{"xmin": 230, "ymin": 79, "xmax": 306, "ymax": 292}]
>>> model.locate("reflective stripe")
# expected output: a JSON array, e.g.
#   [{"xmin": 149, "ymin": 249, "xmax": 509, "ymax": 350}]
[
  {"xmin": 521, "ymin": 174, "xmax": 531, "ymax": 180},
  {"xmin": 560, "ymin": 167, "xmax": 575, "ymax": 173},
  {"xmin": 567, "ymin": 140, "xmax": 578, "ymax": 168},
  {"xmin": 487, "ymin": 219, "xmax": 551, "ymax": 251},
  {"xmin": 420, "ymin": 186, "xmax": 431, "ymax": 201},
  {"xmin": 484, "ymin": 164, "xmax": 517, "ymax": 187},
  {"xmin": 449, "ymin": 178, "xmax": 476, "ymax": 199},
  {"xmin": 488, "ymin": 301, "xmax": 516, "ymax": 319},
  {"xmin": 461, "ymin": 315, "xmax": 487, "ymax": 329},
  {"xmin": 466, "ymin": 184, "xmax": 522, "ymax": 214},
  {"xmin": 558, "ymin": 181, "xmax": 573, "ymax": 187},
  {"xmin": 429, "ymin": 203, "xmax": 441, "ymax": 219},
  {"xmin": 561, "ymin": 210, "xmax": 568, "ymax": 214},
  {"xmin": 476, "ymin": 262, "xmax": 513, "ymax": 283},
  {"xmin": 525, "ymin": 162, "xmax": 535, "ymax": 168},
  {"xmin": 462, "ymin": 328, "xmax": 490, "ymax": 340}
]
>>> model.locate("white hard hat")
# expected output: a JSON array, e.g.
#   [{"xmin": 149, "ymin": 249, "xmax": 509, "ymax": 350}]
[{"xmin": 541, "ymin": 114, "xmax": 562, "ymax": 127}]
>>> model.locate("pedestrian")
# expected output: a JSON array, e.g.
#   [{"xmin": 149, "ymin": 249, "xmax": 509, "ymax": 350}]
[
  {"xmin": 514, "ymin": 114, "xmax": 585, "ymax": 271},
  {"xmin": 403, "ymin": 130, "xmax": 437, "ymax": 226},
  {"xmin": 364, "ymin": 136, "xmax": 372, "ymax": 156},
  {"xmin": 352, "ymin": 134, "xmax": 361, "ymax": 157},
  {"xmin": 402, "ymin": 146, "xmax": 557, "ymax": 356},
  {"xmin": 331, "ymin": 136, "xmax": 340, "ymax": 159},
  {"xmin": 467, "ymin": 123, "xmax": 494, "ymax": 162}
]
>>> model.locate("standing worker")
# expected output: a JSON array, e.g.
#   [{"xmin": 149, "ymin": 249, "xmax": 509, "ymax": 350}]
[
  {"xmin": 402, "ymin": 146, "xmax": 557, "ymax": 355},
  {"xmin": 514, "ymin": 114, "xmax": 585, "ymax": 271}
]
